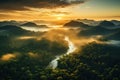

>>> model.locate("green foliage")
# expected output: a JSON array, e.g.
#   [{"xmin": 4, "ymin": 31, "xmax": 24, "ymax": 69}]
[
  {"xmin": 0, "ymin": 36, "xmax": 68, "ymax": 80},
  {"xmin": 0, "ymin": 41, "xmax": 120, "ymax": 80},
  {"xmin": 57, "ymin": 42, "xmax": 120, "ymax": 80}
]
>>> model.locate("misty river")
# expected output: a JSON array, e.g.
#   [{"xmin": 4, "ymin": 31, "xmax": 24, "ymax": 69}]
[
  {"xmin": 47, "ymin": 36, "xmax": 76, "ymax": 69},
  {"xmin": 21, "ymin": 26, "xmax": 77, "ymax": 69}
]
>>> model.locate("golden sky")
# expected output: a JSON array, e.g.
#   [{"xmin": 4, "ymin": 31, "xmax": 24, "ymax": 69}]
[{"xmin": 0, "ymin": 0, "xmax": 120, "ymax": 23}]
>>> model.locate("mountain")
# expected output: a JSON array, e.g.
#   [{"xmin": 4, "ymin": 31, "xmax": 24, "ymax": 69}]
[
  {"xmin": 78, "ymin": 26, "xmax": 116, "ymax": 37},
  {"xmin": 0, "ymin": 25, "xmax": 29, "ymax": 36},
  {"xmin": 64, "ymin": 20, "xmax": 90, "ymax": 29},
  {"xmin": 99, "ymin": 21, "xmax": 116, "ymax": 28},
  {"xmin": 0, "ymin": 20, "xmax": 20, "ymax": 27},
  {"xmin": 104, "ymin": 30, "xmax": 120, "ymax": 40},
  {"xmin": 111, "ymin": 20, "xmax": 120, "ymax": 25},
  {"xmin": 77, "ymin": 19, "xmax": 100, "ymax": 26},
  {"xmin": 21, "ymin": 22, "xmax": 38, "ymax": 27},
  {"xmin": 99, "ymin": 21, "xmax": 120, "ymax": 29},
  {"xmin": 21, "ymin": 22, "xmax": 48, "ymax": 28}
]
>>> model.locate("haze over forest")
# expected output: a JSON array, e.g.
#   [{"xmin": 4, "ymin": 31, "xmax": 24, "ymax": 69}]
[{"xmin": 0, "ymin": 0, "xmax": 120, "ymax": 80}]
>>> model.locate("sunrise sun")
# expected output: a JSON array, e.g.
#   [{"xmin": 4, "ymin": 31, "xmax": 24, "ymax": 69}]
[
  {"xmin": 53, "ymin": 14, "xmax": 65, "ymax": 20},
  {"xmin": 57, "ymin": 16, "xmax": 62, "ymax": 20}
]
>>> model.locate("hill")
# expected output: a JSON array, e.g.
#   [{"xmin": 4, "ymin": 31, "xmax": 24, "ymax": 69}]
[
  {"xmin": 21, "ymin": 22, "xmax": 38, "ymax": 27},
  {"xmin": 78, "ymin": 26, "xmax": 116, "ymax": 37},
  {"xmin": 0, "ymin": 25, "xmax": 29, "ymax": 36},
  {"xmin": 103, "ymin": 30, "xmax": 120, "ymax": 40},
  {"xmin": 111, "ymin": 20, "xmax": 120, "ymax": 25},
  {"xmin": 64, "ymin": 20, "xmax": 90, "ymax": 29},
  {"xmin": 0, "ymin": 21, "xmax": 20, "ymax": 26},
  {"xmin": 98, "ymin": 21, "xmax": 117, "ymax": 29}
]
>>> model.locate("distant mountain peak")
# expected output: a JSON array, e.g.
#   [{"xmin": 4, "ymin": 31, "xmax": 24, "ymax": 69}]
[
  {"xmin": 78, "ymin": 26, "xmax": 116, "ymax": 37},
  {"xmin": 0, "ymin": 21, "xmax": 20, "ymax": 26},
  {"xmin": 21, "ymin": 22, "xmax": 38, "ymax": 27},
  {"xmin": 111, "ymin": 20, "xmax": 120, "ymax": 25},
  {"xmin": 64, "ymin": 20, "xmax": 86, "ymax": 26},
  {"xmin": 64, "ymin": 20, "xmax": 90, "ymax": 29},
  {"xmin": 0, "ymin": 25, "xmax": 22, "ymax": 30},
  {"xmin": 99, "ymin": 21, "xmax": 115, "ymax": 27},
  {"xmin": 0, "ymin": 25, "xmax": 28, "ymax": 36}
]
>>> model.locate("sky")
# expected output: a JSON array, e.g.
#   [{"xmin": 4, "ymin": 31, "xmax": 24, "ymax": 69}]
[{"xmin": 0, "ymin": 0, "xmax": 120, "ymax": 23}]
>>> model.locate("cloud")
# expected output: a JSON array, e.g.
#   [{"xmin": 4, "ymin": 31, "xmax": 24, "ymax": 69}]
[
  {"xmin": 50, "ymin": 11, "xmax": 69, "ymax": 14},
  {"xmin": 0, "ymin": 53, "xmax": 17, "ymax": 61},
  {"xmin": 0, "ymin": 0, "xmax": 88, "ymax": 11}
]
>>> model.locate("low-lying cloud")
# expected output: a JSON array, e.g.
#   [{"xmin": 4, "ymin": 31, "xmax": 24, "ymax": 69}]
[
  {"xmin": 0, "ymin": 53, "xmax": 17, "ymax": 61},
  {"xmin": 0, "ymin": 0, "xmax": 88, "ymax": 11}
]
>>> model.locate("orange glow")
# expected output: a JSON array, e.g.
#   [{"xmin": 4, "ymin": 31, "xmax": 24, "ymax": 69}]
[
  {"xmin": 0, "ymin": 5, "xmax": 120, "ymax": 22},
  {"xmin": 57, "ymin": 16, "xmax": 62, "ymax": 20},
  {"xmin": 1, "ymin": 53, "xmax": 16, "ymax": 61}
]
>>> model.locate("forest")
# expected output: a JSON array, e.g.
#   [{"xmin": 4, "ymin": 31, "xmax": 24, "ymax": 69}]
[{"xmin": 0, "ymin": 20, "xmax": 120, "ymax": 80}]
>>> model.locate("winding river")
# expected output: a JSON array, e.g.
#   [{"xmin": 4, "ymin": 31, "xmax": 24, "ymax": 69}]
[
  {"xmin": 48, "ymin": 36, "xmax": 76, "ymax": 69},
  {"xmin": 21, "ymin": 26, "xmax": 77, "ymax": 69}
]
